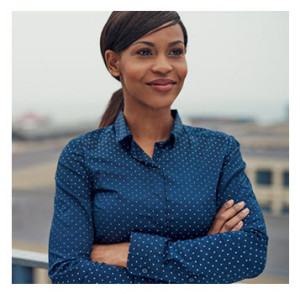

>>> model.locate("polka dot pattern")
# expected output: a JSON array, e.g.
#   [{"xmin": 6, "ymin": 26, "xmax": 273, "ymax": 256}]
[{"xmin": 48, "ymin": 109, "xmax": 268, "ymax": 283}]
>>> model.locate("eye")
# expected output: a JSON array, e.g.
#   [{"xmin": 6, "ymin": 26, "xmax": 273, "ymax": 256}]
[
  {"xmin": 136, "ymin": 49, "xmax": 152, "ymax": 56},
  {"xmin": 170, "ymin": 48, "xmax": 184, "ymax": 56}
]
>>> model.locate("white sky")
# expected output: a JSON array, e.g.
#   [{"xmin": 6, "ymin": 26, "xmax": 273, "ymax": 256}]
[{"xmin": 12, "ymin": 11, "xmax": 288, "ymax": 125}]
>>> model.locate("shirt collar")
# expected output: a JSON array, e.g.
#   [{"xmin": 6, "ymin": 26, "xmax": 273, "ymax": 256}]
[{"xmin": 114, "ymin": 109, "xmax": 184, "ymax": 147}]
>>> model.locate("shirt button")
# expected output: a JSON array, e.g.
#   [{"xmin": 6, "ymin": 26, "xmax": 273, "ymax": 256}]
[
  {"xmin": 142, "ymin": 268, "xmax": 148, "ymax": 274},
  {"xmin": 189, "ymin": 277, "xmax": 195, "ymax": 283}
]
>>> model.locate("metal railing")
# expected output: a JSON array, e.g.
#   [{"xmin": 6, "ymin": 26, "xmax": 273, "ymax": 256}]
[{"xmin": 12, "ymin": 249, "xmax": 50, "ymax": 284}]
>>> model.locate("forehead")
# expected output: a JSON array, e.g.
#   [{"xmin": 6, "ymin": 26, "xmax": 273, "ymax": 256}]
[{"xmin": 135, "ymin": 23, "xmax": 184, "ymax": 43}]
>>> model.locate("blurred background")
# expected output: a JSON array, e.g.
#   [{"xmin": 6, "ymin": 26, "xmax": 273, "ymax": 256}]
[{"xmin": 12, "ymin": 11, "xmax": 288, "ymax": 283}]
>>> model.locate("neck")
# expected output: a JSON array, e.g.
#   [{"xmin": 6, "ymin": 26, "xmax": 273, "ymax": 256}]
[{"xmin": 123, "ymin": 105, "xmax": 174, "ymax": 143}]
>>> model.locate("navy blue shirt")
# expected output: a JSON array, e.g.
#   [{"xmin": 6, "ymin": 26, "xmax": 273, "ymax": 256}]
[{"xmin": 48, "ymin": 109, "xmax": 268, "ymax": 284}]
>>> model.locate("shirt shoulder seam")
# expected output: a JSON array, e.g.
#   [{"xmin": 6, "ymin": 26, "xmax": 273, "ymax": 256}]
[{"xmin": 183, "ymin": 124, "xmax": 232, "ymax": 139}]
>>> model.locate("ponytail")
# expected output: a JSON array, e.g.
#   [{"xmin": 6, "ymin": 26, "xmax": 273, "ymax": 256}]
[{"xmin": 98, "ymin": 88, "xmax": 124, "ymax": 128}]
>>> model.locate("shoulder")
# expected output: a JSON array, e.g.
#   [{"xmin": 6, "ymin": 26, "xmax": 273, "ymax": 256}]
[
  {"xmin": 184, "ymin": 124, "xmax": 236, "ymax": 144},
  {"xmin": 183, "ymin": 125, "xmax": 240, "ymax": 156},
  {"xmin": 60, "ymin": 125, "xmax": 114, "ymax": 157}
]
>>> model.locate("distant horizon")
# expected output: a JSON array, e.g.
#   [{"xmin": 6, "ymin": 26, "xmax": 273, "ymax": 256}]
[{"xmin": 12, "ymin": 102, "xmax": 288, "ymax": 127}]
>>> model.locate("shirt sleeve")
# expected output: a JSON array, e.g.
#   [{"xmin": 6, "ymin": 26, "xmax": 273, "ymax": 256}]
[
  {"xmin": 48, "ymin": 136, "xmax": 133, "ymax": 284},
  {"xmin": 126, "ymin": 135, "xmax": 268, "ymax": 284}
]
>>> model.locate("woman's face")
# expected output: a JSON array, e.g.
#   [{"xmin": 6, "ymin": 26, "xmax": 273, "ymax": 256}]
[{"xmin": 116, "ymin": 23, "xmax": 188, "ymax": 111}]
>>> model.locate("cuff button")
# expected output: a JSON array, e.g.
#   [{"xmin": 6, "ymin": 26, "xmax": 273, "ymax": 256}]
[
  {"xmin": 142, "ymin": 268, "xmax": 148, "ymax": 274},
  {"xmin": 189, "ymin": 277, "xmax": 195, "ymax": 283}
]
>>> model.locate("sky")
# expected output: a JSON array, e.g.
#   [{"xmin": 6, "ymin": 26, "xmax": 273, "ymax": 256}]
[{"xmin": 12, "ymin": 11, "xmax": 288, "ymax": 125}]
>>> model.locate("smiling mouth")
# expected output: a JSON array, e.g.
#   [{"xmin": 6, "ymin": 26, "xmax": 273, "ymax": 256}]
[{"xmin": 146, "ymin": 80, "xmax": 176, "ymax": 92}]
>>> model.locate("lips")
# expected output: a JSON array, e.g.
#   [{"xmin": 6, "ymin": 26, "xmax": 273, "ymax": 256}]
[{"xmin": 146, "ymin": 79, "xmax": 176, "ymax": 92}]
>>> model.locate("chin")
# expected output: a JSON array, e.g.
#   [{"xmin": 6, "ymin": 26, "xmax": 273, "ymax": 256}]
[
  {"xmin": 146, "ymin": 100, "xmax": 176, "ymax": 111},
  {"xmin": 130, "ymin": 90, "xmax": 178, "ymax": 110}
]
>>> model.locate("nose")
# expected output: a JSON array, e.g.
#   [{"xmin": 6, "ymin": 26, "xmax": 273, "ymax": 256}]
[{"xmin": 151, "ymin": 54, "xmax": 173, "ymax": 75}]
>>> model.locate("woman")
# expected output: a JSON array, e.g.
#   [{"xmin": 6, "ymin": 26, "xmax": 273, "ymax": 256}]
[{"xmin": 48, "ymin": 11, "xmax": 268, "ymax": 284}]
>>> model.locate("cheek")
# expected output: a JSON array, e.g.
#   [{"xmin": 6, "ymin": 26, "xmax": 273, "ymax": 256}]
[
  {"xmin": 173, "ymin": 59, "xmax": 188, "ymax": 83},
  {"xmin": 180, "ymin": 61, "xmax": 188, "ymax": 80},
  {"xmin": 120, "ymin": 63, "xmax": 146, "ymax": 85}
]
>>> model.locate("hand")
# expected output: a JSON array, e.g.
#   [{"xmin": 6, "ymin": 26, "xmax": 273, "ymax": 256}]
[
  {"xmin": 91, "ymin": 242, "xmax": 130, "ymax": 268},
  {"xmin": 207, "ymin": 200, "xmax": 250, "ymax": 235}
]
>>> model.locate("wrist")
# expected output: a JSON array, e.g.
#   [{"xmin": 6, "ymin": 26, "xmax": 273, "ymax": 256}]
[{"xmin": 121, "ymin": 242, "xmax": 130, "ymax": 268}]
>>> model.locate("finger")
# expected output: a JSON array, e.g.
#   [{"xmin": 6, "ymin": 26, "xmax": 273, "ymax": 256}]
[
  {"xmin": 217, "ymin": 201, "xmax": 246, "ymax": 222},
  {"xmin": 217, "ymin": 199, "xmax": 235, "ymax": 215},
  {"xmin": 208, "ymin": 200, "xmax": 236, "ymax": 235},
  {"xmin": 209, "ymin": 200, "xmax": 235, "ymax": 234},
  {"xmin": 231, "ymin": 221, "xmax": 244, "ymax": 232},
  {"xmin": 220, "ymin": 208, "xmax": 250, "ymax": 233},
  {"xmin": 207, "ymin": 200, "xmax": 247, "ymax": 236},
  {"xmin": 207, "ymin": 200, "xmax": 235, "ymax": 235},
  {"xmin": 211, "ymin": 201, "xmax": 245, "ymax": 233},
  {"xmin": 220, "ymin": 208, "xmax": 249, "ymax": 233}
]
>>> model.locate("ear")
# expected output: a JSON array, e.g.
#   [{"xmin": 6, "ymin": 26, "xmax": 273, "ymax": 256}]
[{"xmin": 105, "ymin": 50, "xmax": 120, "ymax": 78}]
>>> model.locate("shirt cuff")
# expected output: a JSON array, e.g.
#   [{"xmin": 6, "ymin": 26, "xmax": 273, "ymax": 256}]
[{"xmin": 127, "ymin": 231, "xmax": 169, "ymax": 281}]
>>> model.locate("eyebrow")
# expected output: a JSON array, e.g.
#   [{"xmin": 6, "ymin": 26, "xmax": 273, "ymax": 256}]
[{"xmin": 132, "ymin": 40, "xmax": 184, "ymax": 47}]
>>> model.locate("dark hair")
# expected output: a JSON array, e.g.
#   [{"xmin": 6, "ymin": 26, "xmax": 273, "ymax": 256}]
[{"xmin": 98, "ymin": 11, "xmax": 188, "ymax": 128}]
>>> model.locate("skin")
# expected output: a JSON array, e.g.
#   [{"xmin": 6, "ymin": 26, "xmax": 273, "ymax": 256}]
[
  {"xmin": 105, "ymin": 22, "xmax": 187, "ymax": 158},
  {"xmin": 207, "ymin": 200, "xmax": 250, "ymax": 235},
  {"xmin": 91, "ymin": 23, "xmax": 250, "ymax": 268}
]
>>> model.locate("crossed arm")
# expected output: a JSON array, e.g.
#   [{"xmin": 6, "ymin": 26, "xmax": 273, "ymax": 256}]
[{"xmin": 91, "ymin": 199, "xmax": 250, "ymax": 268}]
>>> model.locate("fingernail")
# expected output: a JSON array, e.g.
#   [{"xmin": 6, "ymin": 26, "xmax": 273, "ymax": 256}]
[
  {"xmin": 227, "ymin": 200, "xmax": 234, "ymax": 205},
  {"xmin": 242, "ymin": 208, "xmax": 249, "ymax": 214},
  {"xmin": 234, "ymin": 202, "xmax": 243, "ymax": 208},
  {"xmin": 238, "ymin": 201, "xmax": 245, "ymax": 207},
  {"xmin": 238, "ymin": 221, "xmax": 243, "ymax": 227}
]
